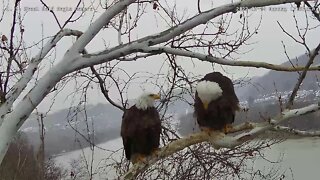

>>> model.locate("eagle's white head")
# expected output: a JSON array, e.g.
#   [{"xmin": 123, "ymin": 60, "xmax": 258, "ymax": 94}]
[
  {"xmin": 135, "ymin": 93, "xmax": 161, "ymax": 110},
  {"xmin": 196, "ymin": 80, "xmax": 223, "ymax": 109}
]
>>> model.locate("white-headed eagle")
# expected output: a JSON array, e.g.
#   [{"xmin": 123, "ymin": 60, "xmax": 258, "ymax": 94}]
[
  {"xmin": 121, "ymin": 93, "xmax": 161, "ymax": 163},
  {"xmin": 194, "ymin": 72, "xmax": 239, "ymax": 133}
]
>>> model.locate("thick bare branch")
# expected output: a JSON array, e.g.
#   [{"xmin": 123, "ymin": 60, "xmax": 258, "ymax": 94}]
[
  {"xmin": 273, "ymin": 125, "xmax": 320, "ymax": 137},
  {"xmin": 70, "ymin": 0, "xmax": 136, "ymax": 54},
  {"xmin": 141, "ymin": 46, "xmax": 320, "ymax": 72},
  {"xmin": 71, "ymin": 0, "xmax": 314, "ymax": 71},
  {"xmin": 0, "ymin": 29, "xmax": 83, "ymax": 125}
]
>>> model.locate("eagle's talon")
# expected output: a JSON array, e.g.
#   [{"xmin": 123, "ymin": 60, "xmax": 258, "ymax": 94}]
[
  {"xmin": 201, "ymin": 127, "xmax": 214, "ymax": 136},
  {"xmin": 132, "ymin": 154, "xmax": 147, "ymax": 164},
  {"xmin": 223, "ymin": 124, "xmax": 233, "ymax": 134},
  {"xmin": 151, "ymin": 148, "xmax": 159, "ymax": 156}
]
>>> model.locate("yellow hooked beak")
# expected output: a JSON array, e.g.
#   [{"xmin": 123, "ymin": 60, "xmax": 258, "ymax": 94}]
[
  {"xmin": 150, "ymin": 94, "xmax": 161, "ymax": 100},
  {"xmin": 203, "ymin": 101, "xmax": 209, "ymax": 110}
]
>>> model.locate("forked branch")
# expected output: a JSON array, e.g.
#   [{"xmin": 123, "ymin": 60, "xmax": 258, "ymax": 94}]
[
  {"xmin": 90, "ymin": 66, "xmax": 125, "ymax": 111},
  {"xmin": 0, "ymin": 29, "xmax": 83, "ymax": 125}
]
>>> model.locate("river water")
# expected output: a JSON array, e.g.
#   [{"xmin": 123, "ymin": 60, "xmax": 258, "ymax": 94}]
[{"xmin": 55, "ymin": 137, "xmax": 320, "ymax": 179}]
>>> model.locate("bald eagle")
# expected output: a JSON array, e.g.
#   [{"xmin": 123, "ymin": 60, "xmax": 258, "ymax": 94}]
[
  {"xmin": 194, "ymin": 72, "xmax": 239, "ymax": 133},
  {"xmin": 121, "ymin": 93, "xmax": 161, "ymax": 163}
]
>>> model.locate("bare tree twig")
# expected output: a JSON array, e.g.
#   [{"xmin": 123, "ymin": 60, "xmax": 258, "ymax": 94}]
[
  {"xmin": 4, "ymin": 0, "xmax": 21, "ymax": 95},
  {"xmin": 197, "ymin": 0, "xmax": 201, "ymax": 14},
  {"xmin": 305, "ymin": 1, "xmax": 320, "ymax": 22},
  {"xmin": 90, "ymin": 66, "xmax": 125, "ymax": 111},
  {"xmin": 286, "ymin": 43, "xmax": 320, "ymax": 108},
  {"xmin": 39, "ymin": 0, "xmax": 62, "ymax": 28}
]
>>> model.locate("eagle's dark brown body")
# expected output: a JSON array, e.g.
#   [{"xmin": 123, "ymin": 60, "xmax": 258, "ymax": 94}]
[
  {"xmin": 194, "ymin": 72, "xmax": 239, "ymax": 130},
  {"xmin": 121, "ymin": 105, "xmax": 161, "ymax": 160}
]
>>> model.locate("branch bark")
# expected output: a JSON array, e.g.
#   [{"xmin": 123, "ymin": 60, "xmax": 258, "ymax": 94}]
[
  {"xmin": 273, "ymin": 125, "xmax": 320, "ymax": 137},
  {"xmin": 140, "ymin": 46, "xmax": 320, "ymax": 72},
  {"xmin": 0, "ymin": 29, "xmax": 83, "ymax": 125}
]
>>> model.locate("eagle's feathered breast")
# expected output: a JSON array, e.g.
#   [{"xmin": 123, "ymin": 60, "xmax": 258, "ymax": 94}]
[
  {"xmin": 195, "ymin": 72, "xmax": 239, "ymax": 130},
  {"xmin": 121, "ymin": 106, "xmax": 161, "ymax": 160}
]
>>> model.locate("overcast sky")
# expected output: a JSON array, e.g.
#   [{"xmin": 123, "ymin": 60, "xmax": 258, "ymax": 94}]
[{"xmin": 1, "ymin": 0, "xmax": 319, "ymax": 112}]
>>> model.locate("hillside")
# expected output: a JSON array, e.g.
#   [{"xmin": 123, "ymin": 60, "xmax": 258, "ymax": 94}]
[
  {"xmin": 20, "ymin": 103, "xmax": 122, "ymax": 156},
  {"xmin": 236, "ymin": 53, "xmax": 320, "ymax": 101}
]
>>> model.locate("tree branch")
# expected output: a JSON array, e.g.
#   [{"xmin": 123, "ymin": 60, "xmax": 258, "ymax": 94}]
[
  {"xmin": 39, "ymin": 0, "xmax": 62, "ymax": 28},
  {"xmin": 71, "ymin": 0, "xmax": 314, "ymax": 71},
  {"xmin": 286, "ymin": 43, "xmax": 320, "ymax": 108},
  {"xmin": 90, "ymin": 66, "xmax": 125, "ymax": 111},
  {"xmin": 305, "ymin": 1, "xmax": 320, "ymax": 22},
  {"xmin": 140, "ymin": 46, "xmax": 320, "ymax": 72},
  {"xmin": 0, "ymin": 29, "xmax": 83, "ymax": 125},
  {"xmin": 70, "ymin": 0, "xmax": 136, "ymax": 54},
  {"xmin": 273, "ymin": 125, "xmax": 320, "ymax": 137},
  {"xmin": 4, "ymin": 0, "xmax": 21, "ymax": 94}
]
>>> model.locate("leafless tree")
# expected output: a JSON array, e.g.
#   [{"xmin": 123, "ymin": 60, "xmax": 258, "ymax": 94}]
[{"xmin": 0, "ymin": 0, "xmax": 320, "ymax": 179}]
